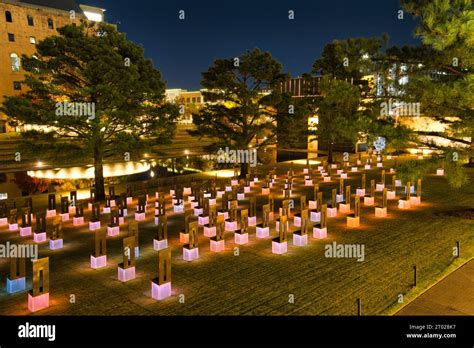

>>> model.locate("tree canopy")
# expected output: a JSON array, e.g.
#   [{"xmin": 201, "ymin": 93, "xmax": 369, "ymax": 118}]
[
  {"xmin": 1, "ymin": 21, "xmax": 178, "ymax": 199},
  {"xmin": 189, "ymin": 48, "xmax": 288, "ymax": 175}
]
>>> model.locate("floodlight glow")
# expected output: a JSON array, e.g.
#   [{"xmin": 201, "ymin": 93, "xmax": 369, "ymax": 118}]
[
  {"xmin": 28, "ymin": 161, "xmax": 150, "ymax": 179},
  {"xmin": 83, "ymin": 10, "xmax": 103, "ymax": 22}
]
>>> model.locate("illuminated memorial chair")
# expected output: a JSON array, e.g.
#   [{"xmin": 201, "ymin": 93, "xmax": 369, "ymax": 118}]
[
  {"xmin": 60, "ymin": 196, "xmax": 70, "ymax": 221},
  {"xmin": 34, "ymin": 211, "xmax": 47, "ymax": 243},
  {"xmin": 154, "ymin": 214, "xmax": 168, "ymax": 251},
  {"xmin": 193, "ymin": 189, "xmax": 205, "ymax": 215},
  {"xmin": 28, "ymin": 257, "xmax": 49, "ymax": 312},
  {"xmin": 244, "ymin": 175, "xmax": 252, "ymax": 192},
  {"xmin": 73, "ymin": 202, "xmax": 85, "ymax": 226},
  {"xmin": 89, "ymin": 202, "xmax": 101, "ymax": 231},
  {"xmin": 293, "ymin": 209, "xmax": 309, "ymax": 246},
  {"xmin": 248, "ymin": 197, "xmax": 257, "ymax": 226},
  {"xmin": 183, "ymin": 221, "xmax": 199, "ymax": 261},
  {"xmin": 305, "ymin": 167, "xmax": 313, "ymax": 186},
  {"xmin": 336, "ymin": 179, "xmax": 345, "ymax": 204},
  {"xmin": 120, "ymin": 192, "xmax": 129, "ymax": 216},
  {"xmin": 347, "ymin": 195, "xmax": 361, "ymax": 228},
  {"xmin": 180, "ymin": 210, "xmax": 196, "ymax": 243},
  {"xmin": 313, "ymin": 204, "xmax": 328, "ymax": 239},
  {"xmin": 256, "ymin": 204, "xmax": 270, "ymax": 238},
  {"xmin": 129, "ymin": 221, "xmax": 140, "ymax": 257},
  {"xmin": 20, "ymin": 207, "xmax": 32, "ymax": 236},
  {"xmin": 339, "ymin": 185, "xmax": 351, "ymax": 214},
  {"xmin": 272, "ymin": 215, "xmax": 288, "ymax": 254},
  {"xmin": 107, "ymin": 207, "xmax": 120, "ymax": 236},
  {"xmin": 375, "ymin": 188, "xmax": 388, "ymax": 217},
  {"xmin": 310, "ymin": 192, "xmax": 323, "ymax": 223},
  {"xmin": 135, "ymin": 195, "xmax": 146, "ymax": 221},
  {"xmin": 211, "ymin": 215, "xmax": 226, "ymax": 252},
  {"xmin": 46, "ymin": 194, "xmax": 57, "ymax": 218},
  {"xmin": 118, "ymin": 236, "xmax": 136, "ymax": 282},
  {"xmin": 0, "ymin": 202, "xmax": 7, "ymax": 225},
  {"xmin": 237, "ymin": 180, "xmax": 246, "ymax": 199},
  {"xmin": 69, "ymin": 191, "xmax": 77, "ymax": 215},
  {"xmin": 116, "ymin": 197, "xmax": 126, "ymax": 225},
  {"xmin": 103, "ymin": 195, "xmax": 112, "ymax": 214},
  {"xmin": 8, "ymin": 208, "xmax": 18, "ymax": 231},
  {"xmin": 49, "ymin": 216, "xmax": 63, "ymax": 250},
  {"xmin": 151, "ymin": 248, "xmax": 172, "ymax": 300},
  {"xmin": 398, "ymin": 181, "xmax": 412, "ymax": 209},
  {"xmin": 234, "ymin": 209, "xmax": 249, "ymax": 245},
  {"xmin": 387, "ymin": 175, "xmax": 397, "ymax": 200},
  {"xmin": 171, "ymin": 188, "xmax": 184, "ymax": 214},
  {"xmin": 268, "ymin": 194, "xmax": 275, "ymax": 221},
  {"xmin": 217, "ymin": 192, "xmax": 229, "ymax": 220},
  {"xmin": 91, "ymin": 229, "xmax": 107, "ymax": 269},
  {"xmin": 364, "ymin": 180, "xmax": 375, "ymax": 206},
  {"xmin": 204, "ymin": 204, "xmax": 217, "ymax": 237},
  {"xmin": 108, "ymin": 186, "xmax": 116, "ymax": 206},
  {"xmin": 126, "ymin": 185, "xmax": 133, "ymax": 205},
  {"xmin": 278, "ymin": 199, "xmax": 291, "ymax": 224},
  {"xmin": 7, "ymin": 257, "xmax": 26, "ymax": 294},
  {"xmin": 410, "ymin": 179, "xmax": 422, "ymax": 206},
  {"xmin": 225, "ymin": 200, "xmax": 238, "ymax": 231},
  {"xmin": 293, "ymin": 195, "xmax": 307, "ymax": 227},
  {"xmin": 155, "ymin": 194, "xmax": 166, "ymax": 224},
  {"xmin": 24, "ymin": 197, "xmax": 33, "ymax": 216},
  {"xmin": 356, "ymin": 174, "xmax": 366, "ymax": 197},
  {"xmin": 327, "ymin": 189, "xmax": 338, "ymax": 218},
  {"xmin": 88, "ymin": 189, "xmax": 95, "ymax": 210},
  {"xmin": 262, "ymin": 175, "xmax": 271, "ymax": 195},
  {"xmin": 308, "ymin": 184, "xmax": 319, "ymax": 210},
  {"xmin": 376, "ymin": 170, "xmax": 386, "ymax": 192},
  {"xmin": 198, "ymin": 197, "xmax": 210, "ymax": 226}
]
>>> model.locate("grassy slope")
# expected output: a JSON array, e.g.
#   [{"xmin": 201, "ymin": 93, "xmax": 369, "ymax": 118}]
[{"xmin": 0, "ymin": 158, "xmax": 473, "ymax": 315}]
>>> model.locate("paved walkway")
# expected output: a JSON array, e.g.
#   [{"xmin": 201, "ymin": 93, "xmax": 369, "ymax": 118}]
[{"xmin": 397, "ymin": 260, "xmax": 474, "ymax": 315}]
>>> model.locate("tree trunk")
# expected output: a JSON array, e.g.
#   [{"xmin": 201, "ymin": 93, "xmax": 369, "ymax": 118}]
[
  {"xmin": 240, "ymin": 162, "xmax": 249, "ymax": 179},
  {"xmin": 94, "ymin": 146, "xmax": 106, "ymax": 201},
  {"xmin": 469, "ymin": 138, "xmax": 474, "ymax": 167},
  {"xmin": 328, "ymin": 141, "xmax": 334, "ymax": 163}
]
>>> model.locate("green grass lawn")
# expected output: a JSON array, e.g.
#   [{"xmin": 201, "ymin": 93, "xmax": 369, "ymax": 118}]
[{"xmin": 0, "ymin": 157, "xmax": 473, "ymax": 315}]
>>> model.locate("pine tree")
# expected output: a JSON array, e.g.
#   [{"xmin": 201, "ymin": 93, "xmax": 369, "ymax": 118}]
[
  {"xmin": 1, "ymin": 22, "xmax": 178, "ymax": 200},
  {"xmin": 189, "ymin": 48, "xmax": 288, "ymax": 176},
  {"xmin": 396, "ymin": 0, "xmax": 473, "ymax": 186}
]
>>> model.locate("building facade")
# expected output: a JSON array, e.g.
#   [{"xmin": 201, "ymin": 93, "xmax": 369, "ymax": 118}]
[
  {"xmin": 0, "ymin": 0, "xmax": 105, "ymax": 133},
  {"xmin": 165, "ymin": 89, "xmax": 205, "ymax": 124}
]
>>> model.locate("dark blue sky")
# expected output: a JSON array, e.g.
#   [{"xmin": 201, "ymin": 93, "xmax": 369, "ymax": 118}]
[{"xmin": 80, "ymin": 0, "xmax": 420, "ymax": 90}]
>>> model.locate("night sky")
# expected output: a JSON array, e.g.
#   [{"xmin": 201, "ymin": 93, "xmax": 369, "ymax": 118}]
[{"xmin": 80, "ymin": 0, "xmax": 420, "ymax": 90}]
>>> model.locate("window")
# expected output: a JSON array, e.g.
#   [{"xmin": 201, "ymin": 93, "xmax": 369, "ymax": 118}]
[
  {"xmin": 186, "ymin": 98, "xmax": 190, "ymax": 103},
  {"xmin": 5, "ymin": 11, "xmax": 12, "ymax": 22},
  {"xmin": 47, "ymin": 18, "xmax": 54, "ymax": 29},
  {"xmin": 13, "ymin": 81, "xmax": 21, "ymax": 91},
  {"xmin": 29, "ymin": 36, "xmax": 36, "ymax": 44},
  {"xmin": 27, "ymin": 15, "xmax": 34, "ymax": 26},
  {"xmin": 197, "ymin": 97, "xmax": 201, "ymax": 103},
  {"xmin": 192, "ymin": 97, "xmax": 196, "ymax": 103},
  {"xmin": 10, "ymin": 53, "xmax": 20, "ymax": 72},
  {"xmin": 8, "ymin": 33, "xmax": 15, "ymax": 42}
]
